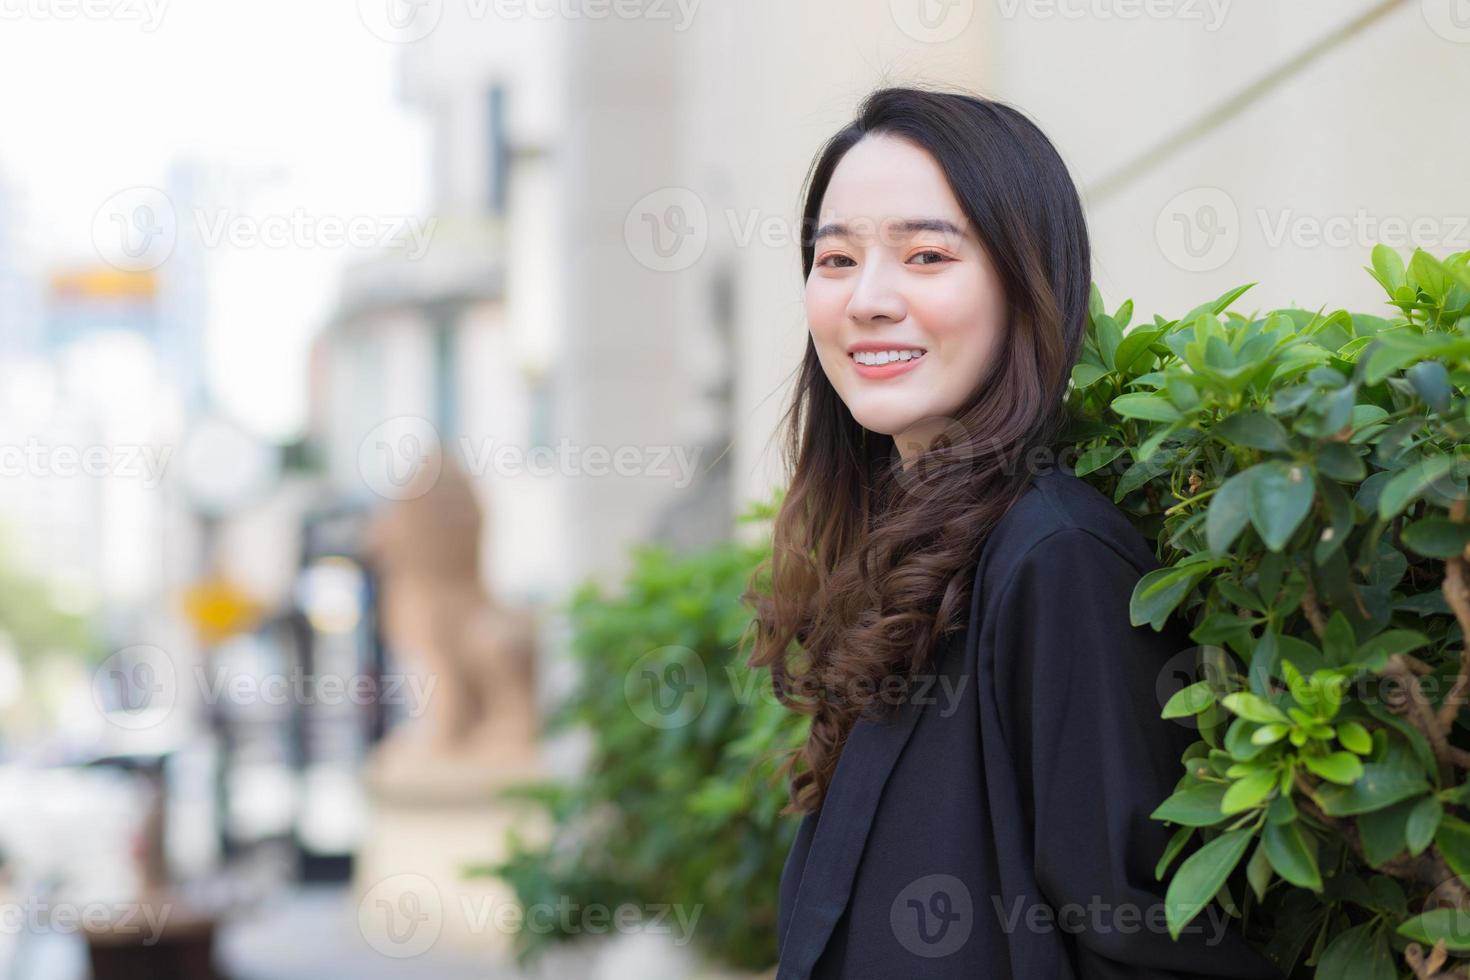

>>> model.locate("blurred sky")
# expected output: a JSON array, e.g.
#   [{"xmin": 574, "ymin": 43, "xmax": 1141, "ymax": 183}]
[{"xmin": 0, "ymin": 1, "xmax": 432, "ymax": 439}]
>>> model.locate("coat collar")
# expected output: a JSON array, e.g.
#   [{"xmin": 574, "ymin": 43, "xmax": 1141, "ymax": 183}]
[
  {"xmin": 774, "ymin": 688, "xmax": 928, "ymax": 980},
  {"xmin": 770, "ymin": 459, "xmax": 1048, "ymax": 978},
  {"xmin": 775, "ymin": 554, "xmax": 989, "ymax": 979}
]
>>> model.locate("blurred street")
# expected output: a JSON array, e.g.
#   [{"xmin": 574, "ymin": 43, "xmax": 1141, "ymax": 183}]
[{"xmin": 6, "ymin": 885, "xmax": 568, "ymax": 980}]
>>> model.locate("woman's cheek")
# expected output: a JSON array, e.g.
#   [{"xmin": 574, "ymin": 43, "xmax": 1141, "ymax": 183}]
[{"xmin": 805, "ymin": 285, "xmax": 848, "ymax": 342}]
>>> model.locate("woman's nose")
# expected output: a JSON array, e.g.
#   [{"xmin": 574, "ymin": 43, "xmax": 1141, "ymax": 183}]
[{"xmin": 845, "ymin": 262, "xmax": 906, "ymax": 324}]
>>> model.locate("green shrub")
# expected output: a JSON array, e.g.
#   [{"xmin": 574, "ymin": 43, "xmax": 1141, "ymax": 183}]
[
  {"xmin": 478, "ymin": 498, "xmax": 807, "ymax": 972},
  {"xmin": 1071, "ymin": 246, "xmax": 1470, "ymax": 977}
]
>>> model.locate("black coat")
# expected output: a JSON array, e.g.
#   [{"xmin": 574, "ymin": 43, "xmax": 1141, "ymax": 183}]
[{"xmin": 775, "ymin": 465, "xmax": 1287, "ymax": 979}]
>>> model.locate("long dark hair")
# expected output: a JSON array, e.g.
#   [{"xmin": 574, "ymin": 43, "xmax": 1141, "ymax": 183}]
[{"xmin": 741, "ymin": 86, "xmax": 1092, "ymax": 816}]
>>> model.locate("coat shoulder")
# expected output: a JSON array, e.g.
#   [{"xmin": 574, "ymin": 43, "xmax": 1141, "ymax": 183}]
[{"xmin": 976, "ymin": 465, "xmax": 1160, "ymax": 604}]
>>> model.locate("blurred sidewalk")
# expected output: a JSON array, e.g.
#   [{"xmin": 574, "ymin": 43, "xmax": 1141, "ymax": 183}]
[{"xmin": 3, "ymin": 884, "xmax": 601, "ymax": 980}]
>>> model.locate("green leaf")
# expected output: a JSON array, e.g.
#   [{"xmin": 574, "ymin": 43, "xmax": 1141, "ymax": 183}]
[
  {"xmin": 1152, "ymin": 783, "xmax": 1228, "ymax": 827},
  {"xmin": 1371, "ymin": 243, "xmax": 1406, "ymax": 292},
  {"xmin": 1222, "ymin": 770, "xmax": 1277, "ymax": 814},
  {"xmin": 1398, "ymin": 907, "xmax": 1470, "ymax": 953},
  {"xmin": 1322, "ymin": 611, "xmax": 1357, "ymax": 667},
  {"xmin": 1245, "ymin": 839, "xmax": 1272, "ymax": 903},
  {"xmin": 1207, "ymin": 467, "xmax": 1256, "ymax": 556},
  {"xmin": 1248, "ymin": 461, "xmax": 1315, "ymax": 552},
  {"xmin": 1162, "ymin": 680, "xmax": 1215, "ymax": 719},
  {"xmin": 1111, "ymin": 392, "xmax": 1183, "ymax": 423},
  {"xmin": 1315, "ymin": 441, "xmax": 1366, "ymax": 482},
  {"xmin": 1356, "ymin": 630, "xmax": 1430, "ymax": 671},
  {"xmin": 1378, "ymin": 455, "xmax": 1457, "ymax": 520},
  {"xmin": 1215, "ymin": 411, "xmax": 1291, "ymax": 453},
  {"xmin": 1359, "ymin": 798, "xmax": 1414, "ymax": 867},
  {"xmin": 1179, "ymin": 282, "xmax": 1256, "ymax": 322},
  {"xmin": 1436, "ymin": 814, "xmax": 1470, "ymax": 878},
  {"xmin": 1251, "ymin": 723, "xmax": 1288, "ymax": 746},
  {"xmin": 1071, "ymin": 361, "xmax": 1110, "ymax": 389},
  {"xmin": 1155, "ymin": 824, "xmax": 1195, "ymax": 880},
  {"xmin": 1164, "ymin": 828, "xmax": 1254, "ymax": 940},
  {"xmin": 1130, "ymin": 565, "xmax": 1207, "ymax": 630},
  {"xmin": 1337, "ymin": 722, "xmax": 1372, "ymax": 755},
  {"xmin": 1318, "ymin": 921, "xmax": 1397, "ymax": 979},
  {"xmin": 1402, "ymin": 519, "xmax": 1470, "ymax": 559},
  {"xmin": 1407, "ymin": 797, "xmax": 1442, "ymax": 856},
  {"xmin": 1261, "ymin": 818, "xmax": 1321, "ymax": 891},
  {"xmin": 1302, "ymin": 751, "xmax": 1364, "ymax": 786},
  {"xmin": 1409, "ymin": 248, "xmax": 1451, "ymax": 302},
  {"xmin": 1406, "ymin": 359, "xmax": 1451, "ymax": 414},
  {"xmin": 1074, "ymin": 442, "xmax": 1124, "ymax": 476},
  {"xmin": 1096, "ymin": 314, "xmax": 1124, "ymax": 371},
  {"xmin": 1113, "ymin": 327, "xmax": 1166, "ymax": 376},
  {"xmin": 1317, "ymin": 764, "xmax": 1429, "ymax": 816},
  {"xmin": 1222, "ymin": 692, "xmax": 1289, "ymax": 725}
]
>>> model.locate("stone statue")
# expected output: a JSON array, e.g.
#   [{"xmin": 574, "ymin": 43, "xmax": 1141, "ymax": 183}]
[{"xmin": 362, "ymin": 448, "xmax": 541, "ymax": 797}]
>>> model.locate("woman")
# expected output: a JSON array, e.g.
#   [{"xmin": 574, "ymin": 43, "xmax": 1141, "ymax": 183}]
[{"xmin": 742, "ymin": 87, "xmax": 1286, "ymax": 979}]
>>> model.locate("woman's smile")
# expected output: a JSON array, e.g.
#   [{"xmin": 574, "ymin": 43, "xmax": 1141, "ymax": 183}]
[{"xmin": 847, "ymin": 347, "xmax": 928, "ymax": 379}]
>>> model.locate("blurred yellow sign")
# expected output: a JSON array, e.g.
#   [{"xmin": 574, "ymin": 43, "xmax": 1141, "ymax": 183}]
[
  {"xmin": 182, "ymin": 577, "xmax": 263, "ymax": 645},
  {"xmin": 50, "ymin": 267, "xmax": 157, "ymax": 301}
]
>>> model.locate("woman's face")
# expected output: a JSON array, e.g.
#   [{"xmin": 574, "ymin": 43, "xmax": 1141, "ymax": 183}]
[{"xmin": 805, "ymin": 133, "xmax": 1007, "ymax": 459}]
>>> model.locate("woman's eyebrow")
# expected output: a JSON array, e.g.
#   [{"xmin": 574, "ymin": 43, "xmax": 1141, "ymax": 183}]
[{"xmin": 812, "ymin": 217, "xmax": 967, "ymax": 242}]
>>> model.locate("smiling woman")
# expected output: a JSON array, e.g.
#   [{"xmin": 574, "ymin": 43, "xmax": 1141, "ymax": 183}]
[{"xmin": 740, "ymin": 87, "xmax": 1286, "ymax": 979}]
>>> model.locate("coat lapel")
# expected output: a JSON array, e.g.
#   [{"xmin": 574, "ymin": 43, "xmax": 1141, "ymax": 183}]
[
  {"xmin": 774, "ymin": 689, "xmax": 928, "ymax": 980},
  {"xmin": 774, "ymin": 540, "xmax": 996, "ymax": 980}
]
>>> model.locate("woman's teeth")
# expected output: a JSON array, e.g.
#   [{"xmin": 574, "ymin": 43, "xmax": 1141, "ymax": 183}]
[{"xmin": 851, "ymin": 349, "xmax": 926, "ymax": 366}]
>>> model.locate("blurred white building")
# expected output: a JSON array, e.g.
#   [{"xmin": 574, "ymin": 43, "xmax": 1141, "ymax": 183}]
[{"xmin": 311, "ymin": 3, "xmax": 735, "ymax": 611}]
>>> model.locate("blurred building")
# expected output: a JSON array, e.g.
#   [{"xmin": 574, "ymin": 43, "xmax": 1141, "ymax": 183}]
[{"xmin": 0, "ymin": 166, "xmax": 42, "ymax": 358}]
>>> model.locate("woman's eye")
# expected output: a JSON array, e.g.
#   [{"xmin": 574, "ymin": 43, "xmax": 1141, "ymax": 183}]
[
  {"xmin": 817, "ymin": 254, "xmax": 855, "ymax": 268},
  {"xmin": 911, "ymin": 250, "xmax": 949, "ymax": 265}
]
